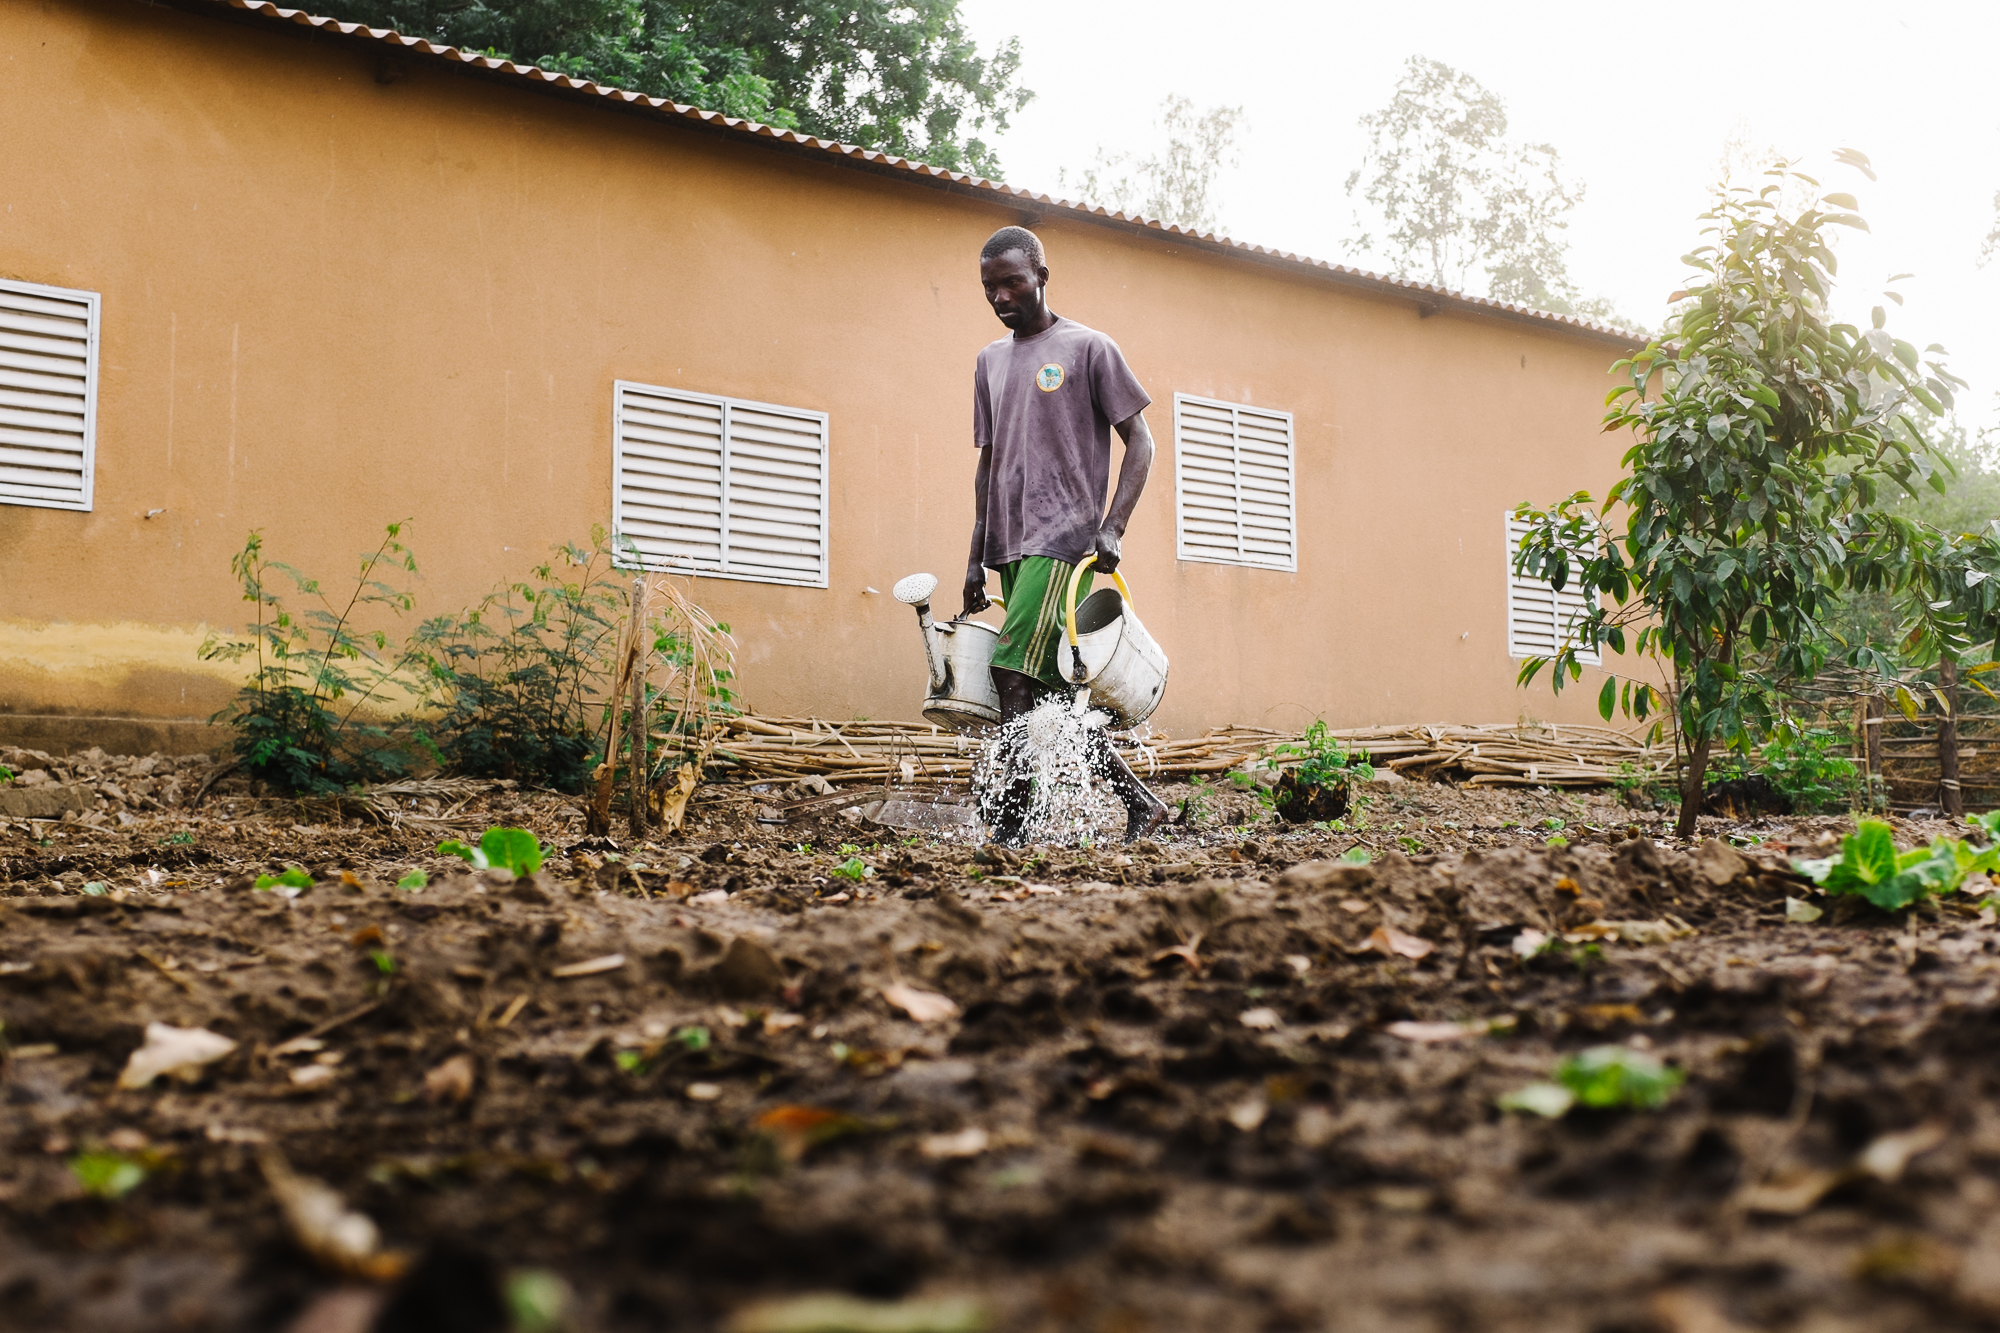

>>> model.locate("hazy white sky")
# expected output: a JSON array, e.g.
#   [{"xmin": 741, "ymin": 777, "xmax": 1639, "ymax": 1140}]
[{"xmin": 957, "ymin": 0, "xmax": 2000, "ymax": 436}]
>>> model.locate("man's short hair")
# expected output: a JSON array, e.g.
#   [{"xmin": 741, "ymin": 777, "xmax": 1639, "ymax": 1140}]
[{"xmin": 981, "ymin": 225, "xmax": 1045, "ymax": 271}]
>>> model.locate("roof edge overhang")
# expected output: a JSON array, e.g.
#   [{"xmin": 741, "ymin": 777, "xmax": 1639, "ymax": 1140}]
[{"xmin": 137, "ymin": 0, "xmax": 1648, "ymax": 353}]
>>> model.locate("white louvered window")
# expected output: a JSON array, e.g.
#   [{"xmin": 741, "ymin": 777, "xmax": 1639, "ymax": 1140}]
[
  {"xmin": 1505, "ymin": 514, "xmax": 1601, "ymax": 664},
  {"xmin": 1172, "ymin": 393, "xmax": 1297, "ymax": 571},
  {"xmin": 0, "ymin": 279, "xmax": 99, "ymax": 511},
  {"xmin": 612, "ymin": 381, "xmax": 829, "ymax": 587}
]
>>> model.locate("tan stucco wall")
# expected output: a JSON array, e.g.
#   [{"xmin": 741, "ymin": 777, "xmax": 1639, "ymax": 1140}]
[{"xmin": 0, "ymin": 0, "xmax": 1638, "ymax": 745}]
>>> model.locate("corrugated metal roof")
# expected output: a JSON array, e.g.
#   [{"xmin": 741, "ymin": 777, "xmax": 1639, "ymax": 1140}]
[{"xmin": 159, "ymin": 0, "xmax": 1647, "ymax": 349}]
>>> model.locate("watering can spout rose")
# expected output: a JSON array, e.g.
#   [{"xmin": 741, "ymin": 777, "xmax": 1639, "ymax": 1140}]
[{"xmin": 894, "ymin": 558, "xmax": 1167, "ymax": 733}]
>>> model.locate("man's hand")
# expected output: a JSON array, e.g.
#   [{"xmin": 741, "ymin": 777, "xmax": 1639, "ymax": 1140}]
[
  {"xmin": 962, "ymin": 568, "xmax": 991, "ymax": 618},
  {"xmin": 1093, "ymin": 526, "xmax": 1123, "ymax": 575}
]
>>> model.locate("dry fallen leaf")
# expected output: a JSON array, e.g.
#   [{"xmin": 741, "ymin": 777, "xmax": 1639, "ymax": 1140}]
[
  {"xmin": 1385, "ymin": 1021, "xmax": 1475, "ymax": 1044},
  {"xmin": 882, "ymin": 983, "xmax": 959, "ymax": 1024},
  {"xmin": 727, "ymin": 1293, "xmax": 988, "ymax": 1333},
  {"xmin": 1386, "ymin": 1015, "xmax": 1517, "ymax": 1044},
  {"xmin": 423, "ymin": 1053, "xmax": 476, "ymax": 1106},
  {"xmin": 1860, "ymin": 1123, "xmax": 1946, "ymax": 1183},
  {"xmin": 1735, "ymin": 1167, "xmax": 1844, "ymax": 1216},
  {"xmin": 1354, "ymin": 926, "xmax": 1433, "ymax": 961},
  {"xmin": 259, "ymin": 1147, "xmax": 404, "ymax": 1281},
  {"xmin": 291, "ymin": 1064, "xmax": 337, "ymax": 1089},
  {"xmin": 117, "ymin": 1023, "xmax": 238, "ymax": 1090},
  {"xmin": 1238, "ymin": 1007, "xmax": 1282, "ymax": 1030},
  {"xmin": 1227, "ymin": 1097, "xmax": 1267, "ymax": 1132},
  {"xmin": 920, "ymin": 1127, "xmax": 989, "ymax": 1159},
  {"xmin": 551, "ymin": 953, "xmax": 626, "ymax": 979}
]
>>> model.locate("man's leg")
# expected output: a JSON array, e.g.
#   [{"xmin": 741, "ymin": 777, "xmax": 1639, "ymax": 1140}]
[{"xmin": 1089, "ymin": 731, "xmax": 1169, "ymax": 842}]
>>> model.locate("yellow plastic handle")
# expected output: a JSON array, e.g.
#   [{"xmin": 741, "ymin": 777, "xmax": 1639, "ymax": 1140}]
[{"xmin": 1063, "ymin": 553, "xmax": 1134, "ymax": 648}]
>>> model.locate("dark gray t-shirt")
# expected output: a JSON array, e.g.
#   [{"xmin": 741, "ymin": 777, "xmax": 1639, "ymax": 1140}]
[{"xmin": 973, "ymin": 316, "xmax": 1151, "ymax": 568}]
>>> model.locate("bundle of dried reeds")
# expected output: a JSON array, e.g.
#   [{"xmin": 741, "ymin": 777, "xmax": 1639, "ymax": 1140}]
[{"xmin": 710, "ymin": 716, "xmax": 1671, "ymax": 791}]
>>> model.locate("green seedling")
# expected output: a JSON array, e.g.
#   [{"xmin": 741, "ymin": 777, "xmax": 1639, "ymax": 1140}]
[
  {"xmin": 255, "ymin": 866, "xmax": 313, "ymax": 891},
  {"xmin": 672, "ymin": 1025, "xmax": 711, "ymax": 1052},
  {"xmin": 70, "ymin": 1151, "xmax": 147, "ymax": 1199},
  {"xmin": 613, "ymin": 1049, "xmax": 648, "ymax": 1075},
  {"xmin": 1543, "ymin": 817, "xmax": 1565, "ymax": 831},
  {"xmin": 368, "ymin": 949, "xmax": 397, "ymax": 976},
  {"xmin": 159, "ymin": 831, "xmax": 196, "ymax": 846},
  {"xmin": 396, "ymin": 869, "xmax": 427, "ymax": 890},
  {"xmin": 831, "ymin": 858, "xmax": 871, "ymax": 881},
  {"xmin": 437, "ymin": 827, "xmax": 545, "ymax": 875},
  {"xmin": 1339, "ymin": 847, "xmax": 1372, "ymax": 865},
  {"xmin": 838, "ymin": 843, "xmax": 860, "ymax": 856},
  {"xmin": 504, "ymin": 1269, "xmax": 572, "ymax": 1333},
  {"xmin": 1500, "ymin": 1045, "xmax": 1683, "ymax": 1118},
  {"xmin": 0, "ymin": 765, "xmax": 13, "ymax": 784},
  {"xmin": 1396, "ymin": 835, "xmax": 1423, "ymax": 855},
  {"xmin": 1545, "ymin": 834, "xmax": 1570, "ymax": 849},
  {"xmin": 794, "ymin": 843, "xmax": 813, "ymax": 856},
  {"xmin": 1793, "ymin": 818, "xmax": 1996, "ymax": 912},
  {"xmin": 1557, "ymin": 1045, "xmax": 1683, "ymax": 1109},
  {"xmin": 81, "ymin": 882, "xmax": 109, "ymax": 896}
]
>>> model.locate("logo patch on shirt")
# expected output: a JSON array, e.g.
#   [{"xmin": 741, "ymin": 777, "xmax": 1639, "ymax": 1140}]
[{"xmin": 1036, "ymin": 363, "xmax": 1065, "ymax": 392}]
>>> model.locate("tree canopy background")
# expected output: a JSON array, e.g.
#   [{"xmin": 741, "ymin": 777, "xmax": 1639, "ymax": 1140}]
[{"xmin": 316, "ymin": 0, "xmax": 1032, "ymax": 177}]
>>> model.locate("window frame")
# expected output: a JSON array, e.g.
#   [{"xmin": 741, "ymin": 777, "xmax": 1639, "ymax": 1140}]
[
  {"xmin": 611, "ymin": 379, "xmax": 831, "ymax": 589},
  {"xmin": 1504, "ymin": 512, "xmax": 1602, "ymax": 665},
  {"xmin": 1171, "ymin": 391, "xmax": 1298, "ymax": 572},
  {"xmin": 0, "ymin": 277, "xmax": 100, "ymax": 513}
]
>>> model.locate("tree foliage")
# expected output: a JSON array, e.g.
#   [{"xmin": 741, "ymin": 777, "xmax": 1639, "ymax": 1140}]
[
  {"xmin": 1512, "ymin": 157, "xmax": 1968, "ymax": 837},
  {"xmin": 1344, "ymin": 56, "xmax": 1619, "ymax": 323},
  {"xmin": 314, "ymin": 0, "xmax": 1031, "ymax": 176},
  {"xmin": 1060, "ymin": 95, "xmax": 1245, "ymax": 235}
]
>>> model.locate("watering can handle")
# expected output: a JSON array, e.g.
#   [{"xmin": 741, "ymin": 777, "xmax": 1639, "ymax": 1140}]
[{"xmin": 1063, "ymin": 554, "xmax": 1134, "ymax": 649}]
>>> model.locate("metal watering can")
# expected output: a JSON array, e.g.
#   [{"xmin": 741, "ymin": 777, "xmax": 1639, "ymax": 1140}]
[
  {"xmin": 1061, "ymin": 555, "xmax": 1169, "ymax": 729},
  {"xmin": 892, "ymin": 572, "xmax": 1004, "ymax": 732},
  {"xmin": 893, "ymin": 558, "xmax": 1169, "ymax": 734}
]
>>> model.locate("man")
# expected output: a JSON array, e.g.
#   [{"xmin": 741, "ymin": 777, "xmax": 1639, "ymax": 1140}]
[{"xmin": 963, "ymin": 224, "xmax": 1170, "ymax": 844}]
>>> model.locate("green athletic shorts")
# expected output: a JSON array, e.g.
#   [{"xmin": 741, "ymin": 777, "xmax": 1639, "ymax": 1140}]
[{"xmin": 991, "ymin": 556, "xmax": 1094, "ymax": 690}]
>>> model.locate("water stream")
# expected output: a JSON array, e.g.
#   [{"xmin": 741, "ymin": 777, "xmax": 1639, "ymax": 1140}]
[{"xmin": 970, "ymin": 694, "xmax": 1127, "ymax": 846}]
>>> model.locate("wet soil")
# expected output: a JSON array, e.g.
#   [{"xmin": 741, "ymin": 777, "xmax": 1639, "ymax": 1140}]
[{"xmin": 5, "ymin": 754, "xmax": 2000, "ymax": 1332}]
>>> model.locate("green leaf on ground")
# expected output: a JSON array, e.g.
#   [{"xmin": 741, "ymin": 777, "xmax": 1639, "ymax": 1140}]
[{"xmin": 1555, "ymin": 1045, "xmax": 1683, "ymax": 1110}]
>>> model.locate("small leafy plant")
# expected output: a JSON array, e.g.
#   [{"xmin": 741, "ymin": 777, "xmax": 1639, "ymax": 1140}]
[
  {"xmin": 255, "ymin": 866, "xmax": 314, "ymax": 892},
  {"xmin": 1794, "ymin": 816, "xmax": 1998, "ymax": 911},
  {"xmin": 830, "ymin": 857, "xmax": 871, "ymax": 881},
  {"xmin": 408, "ymin": 536, "xmax": 626, "ymax": 793},
  {"xmin": 395, "ymin": 868, "xmax": 428, "ymax": 890},
  {"xmin": 1235, "ymin": 720, "xmax": 1375, "ymax": 824},
  {"xmin": 159, "ymin": 831, "xmax": 196, "ymax": 847},
  {"xmin": 201, "ymin": 524, "xmax": 424, "ymax": 793},
  {"xmin": 1499, "ymin": 1045, "xmax": 1683, "ymax": 1117},
  {"xmin": 70, "ymin": 1151, "xmax": 147, "ymax": 1199},
  {"xmin": 438, "ymin": 827, "xmax": 546, "ymax": 875},
  {"xmin": 0, "ymin": 764, "xmax": 12, "ymax": 785}
]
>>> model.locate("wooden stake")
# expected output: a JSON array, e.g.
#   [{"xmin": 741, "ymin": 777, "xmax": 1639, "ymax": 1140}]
[
  {"xmin": 630, "ymin": 577, "xmax": 650, "ymax": 838},
  {"xmin": 1941, "ymin": 656, "xmax": 1963, "ymax": 817}
]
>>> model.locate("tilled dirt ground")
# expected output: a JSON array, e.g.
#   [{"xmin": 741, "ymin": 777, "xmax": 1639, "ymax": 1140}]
[{"xmin": 5, "ymin": 749, "xmax": 2000, "ymax": 1332}]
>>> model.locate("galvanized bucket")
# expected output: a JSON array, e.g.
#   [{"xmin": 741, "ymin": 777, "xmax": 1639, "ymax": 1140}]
[{"xmin": 1062, "ymin": 556, "xmax": 1168, "ymax": 729}]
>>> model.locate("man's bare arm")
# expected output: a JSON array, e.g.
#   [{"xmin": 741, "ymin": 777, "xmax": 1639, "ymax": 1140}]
[
  {"xmin": 963, "ymin": 444, "xmax": 993, "ymax": 616},
  {"xmin": 1094, "ymin": 411, "xmax": 1155, "ymax": 574}
]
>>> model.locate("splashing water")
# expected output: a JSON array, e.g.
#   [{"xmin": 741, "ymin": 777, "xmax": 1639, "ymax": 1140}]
[{"xmin": 971, "ymin": 694, "xmax": 1125, "ymax": 845}]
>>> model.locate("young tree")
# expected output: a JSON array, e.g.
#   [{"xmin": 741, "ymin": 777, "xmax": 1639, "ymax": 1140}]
[
  {"xmin": 1513, "ymin": 158, "xmax": 1964, "ymax": 838},
  {"xmin": 1344, "ymin": 56, "xmax": 1620, "ymax": 323},
  {"xmin": 1059, "ymin": 95, "xmax": 1246, "ymax": 235},
  {"xmin": 312, "ymin": 0, "xmax": 1031, "ymax": 177}
]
